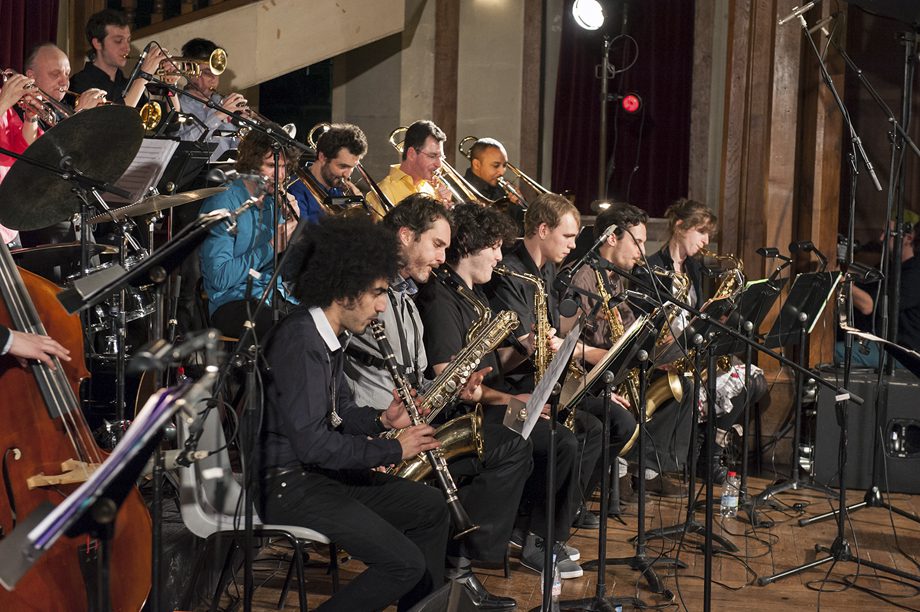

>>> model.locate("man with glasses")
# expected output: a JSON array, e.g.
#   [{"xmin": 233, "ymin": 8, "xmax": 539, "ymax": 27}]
[{"xmin": 375, "ymin": 119, "xmax": 453, "ymax": 210}]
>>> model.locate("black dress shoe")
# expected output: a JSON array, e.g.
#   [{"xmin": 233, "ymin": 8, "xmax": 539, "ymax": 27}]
[
  {"xmin": 457, "ymin": 573, "xmax": 517, "ymax": 609},
  {"xmin": 572, "ymin": 504, "xmax": 600, "ymax": 529}
]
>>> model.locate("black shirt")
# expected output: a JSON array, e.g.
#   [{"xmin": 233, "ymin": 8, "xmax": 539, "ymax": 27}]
[
  {"xmin": 463, "ymin": 168, "xmax": 525, "ymax": 235},
  {"xmin": 485, "ymin": 240, "xmax": 560, "ymax": 393},
  {"xmin": 415, "ymin": 266, "xmax": 511, "ymax": 396},
  {"xmin": 644, "ymin": 243, "xmax": 705, "ymax": 309},
  {"xmin": 69, "ymin": 62, "xmax": 130, "ymax": 105},
  {"xmin": 256, "ymin": 307, "xmax": 401, "ymax": 477}
]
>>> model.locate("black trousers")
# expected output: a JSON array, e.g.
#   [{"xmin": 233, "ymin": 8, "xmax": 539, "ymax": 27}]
[
  {"xmin": 578, "ymin": 394, "xmax": 638, "ymax": 497},
  {"xmin": 484, "ymin": 406, "xmax": 581, "ymax": 542},
  {"xmin": 447, "ymin": 420, "xmax": 534, "ymax": 564},
  {"xmin": 211, "ymin": 298, "xmax": 294, "ymax": 340},
  {"xmin": 256, "ymin": 468, "xmax": 449, "ymax": 612}
]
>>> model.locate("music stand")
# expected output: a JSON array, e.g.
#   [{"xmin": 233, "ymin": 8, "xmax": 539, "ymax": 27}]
[
  {"xmin": 755, "ymin": 272, "xmax": 840, "ymax": 506},
  {"xmin": 0, "ymin": 374, "xmax": 214, "ymax": 611},
  {"xmin": 158, "ymin": 140, "xmax": 217, "ymax": 193}
]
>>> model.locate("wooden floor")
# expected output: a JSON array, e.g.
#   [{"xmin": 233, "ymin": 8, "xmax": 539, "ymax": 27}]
[{"xmin": 223, "ymin": 475, "xmax": 920, "ymax": 611}]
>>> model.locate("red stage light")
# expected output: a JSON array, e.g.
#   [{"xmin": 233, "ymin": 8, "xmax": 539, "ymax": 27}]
[{"xmin": 621, "ymin": 94, "xmax": 641, "ymax": 114}]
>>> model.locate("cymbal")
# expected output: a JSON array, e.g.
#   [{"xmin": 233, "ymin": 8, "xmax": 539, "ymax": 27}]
[
  {"xmin": 90, "ymin": 187, "xmax": 228, "ymax": 223},
  {"xmin": 11, "ymin": 242, "xmax": 118, "ymax": 275},
  {"xmin": 0, "ymin": 105, "xmax": 144, "ymax": 231}
]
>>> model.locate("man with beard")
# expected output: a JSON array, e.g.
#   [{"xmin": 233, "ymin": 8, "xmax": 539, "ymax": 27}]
[{"xmin": 255, "ymin": 215, "xmax": 449, "ymax": 611}]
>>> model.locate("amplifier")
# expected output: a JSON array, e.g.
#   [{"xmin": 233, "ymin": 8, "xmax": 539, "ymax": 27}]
[{"xmin": 814, "ymin": 368, "xmax": 920, "ymax": 494}]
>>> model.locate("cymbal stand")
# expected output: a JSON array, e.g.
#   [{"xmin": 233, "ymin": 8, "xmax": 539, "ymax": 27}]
[
  {"xmin": 639, "ymin": 339, "xmax": 738, "ymax": 553},
  {"xmin": 581, "ymin": 354, "xmax": 681, "ymax": 606}
]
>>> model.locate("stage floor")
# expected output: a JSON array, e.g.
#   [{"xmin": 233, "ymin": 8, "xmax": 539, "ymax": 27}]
[{"xmin": 225, "ymin": 475, "xmax": 920, "ymax": 610}]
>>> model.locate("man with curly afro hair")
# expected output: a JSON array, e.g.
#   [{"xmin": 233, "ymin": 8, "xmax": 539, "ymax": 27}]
[{"xmin": 254, "ymin": 215, "xmax": 449, "ymax": 611}]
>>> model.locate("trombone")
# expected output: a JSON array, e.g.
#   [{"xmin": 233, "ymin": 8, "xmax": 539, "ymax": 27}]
[
  {"xmin": 458, "ymin": 135, "xmax": 548, "ymax": 208},
  {"xmin": 388, "ymin": 126, "xmax": 496, "ymax": 207}
]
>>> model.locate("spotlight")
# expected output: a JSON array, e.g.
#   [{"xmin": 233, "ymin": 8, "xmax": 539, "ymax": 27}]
[
  {"xmin": 591, "ymin": 199, "xmax": 613, "ymax": 214},
  {"xmin": 573, "ymin": 0, "xmax": 605, "ymax": 31},
  {"xmin": 612, "ymin": 92, "xmax": 642, "ymax": 114}
]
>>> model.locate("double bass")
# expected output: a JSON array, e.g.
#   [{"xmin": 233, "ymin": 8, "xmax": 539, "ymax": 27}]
[{"xmin": 0, "ymin": 241, "xmax": 152, "ymax": 610}]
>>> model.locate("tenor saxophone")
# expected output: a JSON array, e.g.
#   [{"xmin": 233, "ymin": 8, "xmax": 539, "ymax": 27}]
[{"xmin": 369, "ymin": 320, "xmax": 479, "ymax": 539}]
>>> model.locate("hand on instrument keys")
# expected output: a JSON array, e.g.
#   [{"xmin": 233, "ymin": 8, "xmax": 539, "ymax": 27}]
[
  {"xmin": 75, "ymin": 88, "xmax": 108, "ymax": 111},
  {"xmin": 397, "ymin": 424, "xmax": 440, "ymax": 460},
  {"xmin": 610, "ymin": 391, "xmax": 631, "ymax": 409},
  {"xmin": 218, "ymin": 92, "xmax": 247, "ymax": 123},
  {"xmin": 0, "ymin": 73, "xmax": 34, "ymax": 114},
  {"xmin": 458, "ymin": 366, "xmax": 492, "ymax": 402},
  {"xmin": 547, "ymin": 328, "xmax": 563, "ymax": 353},
  {"xmin": 141, "ymin": 46, "xmax": 168, "ymax": 76},
  {"xmin": 433, "ymin": 179, "xmax": 454, "ymax": 208},
  {"xmin": 7, "ymin": 330, "xmax": 71, "ymax": 370},
  {"xmin": 381, "ymin": 388, "xmax": 429, "ymax": 430}
]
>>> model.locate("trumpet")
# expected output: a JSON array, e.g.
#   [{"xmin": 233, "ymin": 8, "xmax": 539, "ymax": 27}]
[
  {"xmin": 1, "ymin": 69, "xmax": 75, "ymax": 126},
  {"xmin": 130, "ymin": 46, "xmax": 227, "ymax": 79},
  {"xmin": 388, "ymin": 126, "xmax": 497, "ymax": 207}
]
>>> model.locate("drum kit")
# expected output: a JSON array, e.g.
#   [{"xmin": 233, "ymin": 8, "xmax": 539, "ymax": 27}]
[{"xmin": 0, "ymin": 105, "xmax": 224, "ymax": 442}]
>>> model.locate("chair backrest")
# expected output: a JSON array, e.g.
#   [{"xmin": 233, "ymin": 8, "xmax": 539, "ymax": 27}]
[{"xmin": 177, "ymin": 401, "xmax": 253, "ymax": 539}]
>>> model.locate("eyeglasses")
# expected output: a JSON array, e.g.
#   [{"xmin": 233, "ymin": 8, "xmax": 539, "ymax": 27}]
[{"xmin": 415, "ymin": 148, "xmax": 442, "ymax": 161}]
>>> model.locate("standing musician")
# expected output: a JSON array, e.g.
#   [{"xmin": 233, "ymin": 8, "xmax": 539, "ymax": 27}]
[
  {"xmin": 0, "ymin": 72, "xmax": 38, "ymax": 247},
  {"xmin": 289, "ymin": 123, "xmax": 368, "ymax": 223},
  {"xmin": 463, "ymin": 137, "xmax": 525, "ymax": 233},
  {"xmin": 174, "ymin": 38, "xmax": 246, "ymax": 161},
  {"xmin": 198, "ymin": 124, "xmax": 299, "ymax": 338},
  {"xmin": 416, "ymin": 202, "xmax": 586, "ymax": 580},
  {"xmin": 254, "ymin": 215, "xmax": 449, "ymax": 612},
  {"xmin": 375, "ymin": 119, "xmax": 453, "ymax": 210},
  {"xmin": 24, "ymin": 43, "xmax": 108, "ymax": 127},
  {"xmin": 344, "ymin": 195, "xmax": 528, "ymax": 608},
  {"xmin": 70, "ymin": 8, "xmax": 167, "ymax": 107},
  {"xmin": 0, "ymin": 324, "xmax": 70, "ymax": 370},
  {"xmin": 558, "ymin": 203, "xmax": 683, "ymax": 503}
]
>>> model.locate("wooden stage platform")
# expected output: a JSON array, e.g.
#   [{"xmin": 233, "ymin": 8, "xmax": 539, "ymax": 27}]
[{"xmin": 228, "ymin": 475, "xmax": 920, "ymax": 610}]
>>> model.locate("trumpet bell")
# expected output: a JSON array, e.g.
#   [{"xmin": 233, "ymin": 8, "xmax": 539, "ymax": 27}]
[{"xmin": 208, "ymin": 48, "xmax": 228, "ymax": 75}]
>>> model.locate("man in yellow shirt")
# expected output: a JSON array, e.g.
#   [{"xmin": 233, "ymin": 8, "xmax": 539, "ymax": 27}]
[{"xmin": 373, "ymin": 120, "xmax": 453, "ymax": 212}]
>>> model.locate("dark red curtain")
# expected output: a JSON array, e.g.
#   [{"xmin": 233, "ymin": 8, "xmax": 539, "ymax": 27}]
[
  {"xmin": 552, "ymin": 0, "xmax": 694, "ymax": 217},
  {"xmin": 0, "ymin": 0, "xmax": 59, "ymax": 72}
]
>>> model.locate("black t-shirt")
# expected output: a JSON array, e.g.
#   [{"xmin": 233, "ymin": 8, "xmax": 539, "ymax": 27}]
[
  {"xmin": 415, "ymin": 266, "xmax": 511, "ymax": 396},
  {"xmin": 69, "ymin": 62, "xmax": 130, "ymax": 105}
]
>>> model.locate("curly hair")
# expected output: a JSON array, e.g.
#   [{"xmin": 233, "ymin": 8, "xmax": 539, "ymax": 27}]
[
  {"xmin": 382, "ymin": 193, "xmax": 450, "ymax": 236},
  {"xmin": 447, "ymin": 204, "xmax": 517, "ymax": 264},
  {"xmin": 291, "ymin": 216, "xmax": 399, "ymax": 307},
  {"xmin": 235, "ymin": 123, "xmax": 285, "ymax": 174},
  {"xmin": 402, "ymin": 120, "xmax": 446, "ymax": 161},
  {"xmin": 594, "ymin": 202, "xmax": 648, "ymax": 240},
  {"xmin": 316, "ymin": 123, "xmax": 367, "ymax": 160},
  {"xmin": 665, "ymin": 198, "xmax": 717, "ymax": 237},
  {"xmin": 523, "ymin": 192, "xmax": 580, "ymax": 237}
]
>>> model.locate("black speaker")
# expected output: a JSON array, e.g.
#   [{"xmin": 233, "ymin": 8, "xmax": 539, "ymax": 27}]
[{"xmin": 815, "ymin": 369, "xmax": 920, "ymax": 494}]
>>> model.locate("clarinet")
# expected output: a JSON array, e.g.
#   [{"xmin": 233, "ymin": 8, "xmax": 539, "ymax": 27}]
[{"xmin": 369, "ymin": 319, "xmax": 479, "ymax": 539}]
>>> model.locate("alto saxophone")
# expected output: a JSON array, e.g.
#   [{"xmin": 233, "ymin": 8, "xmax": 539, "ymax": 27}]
[
  {"xmin": 369, "ymin": 320, "xmax": 479, "ymax": 539},
  {"xmin": 493, "ymin": 265, "xmax": 584, "ymax": 430}
]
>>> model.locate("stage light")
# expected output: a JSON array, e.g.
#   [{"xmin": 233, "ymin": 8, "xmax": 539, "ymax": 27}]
[
  {"xmin": 591, "ymin": 199, "xmax": 613, "ymax": 214},
  {"xmin": 573, "ymin": 0, "xmax": 604, "ymax": 31},
  {"xmin": 619, "ymin": 93, "xmax": 641, "ymax": 113}
]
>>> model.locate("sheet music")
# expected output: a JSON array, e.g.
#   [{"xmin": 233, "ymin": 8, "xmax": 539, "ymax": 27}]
[{"xmin": 106, "ymin": 138, "xmax": 180, "ymax": 204}]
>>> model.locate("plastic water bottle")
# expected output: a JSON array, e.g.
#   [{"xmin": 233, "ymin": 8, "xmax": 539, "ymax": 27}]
[
  {"xmin": 542, "ymin": 553, "xmax": 562, "ymax": 611},
  {"xmin": 720, "ymin": 471, "xmax": 740, "ymax": 518}
]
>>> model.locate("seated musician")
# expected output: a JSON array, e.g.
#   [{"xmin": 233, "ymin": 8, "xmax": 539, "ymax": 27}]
[
  {"xmin": 70, "ymin": 9, "xmax": 167, "ymax": 107},
  {"xmin": 344, "ymin": 195, "xmax": 528, "ymax": 608},
  {"xmin": 198, "ymin": 124, "xmax": 299, "ymax": 338},
  {"xmin": 373, "ymin": 120, "xmax": 453, "ymax": 213},
  {"xmin": 0, "ymin": 72, "xmax": 38, "ymax": 247},
  {"xmin": 255, "ymin": 215, "xmax": 449, "ymax": 612},
  {"xmin": 464, "ymin": 137, "xmax": 525, "ymax": 233},
  {"xmin": 558, "ymin": 202, "xmax": 683, "ymax": 504},
  {"xmin": 647, "ymin": 198, "xmax": 767, "ymax": 484},
  {"xmin": 174, "ymin": 38, "xmax": 245, "ymax": 161},
  {"xmin": 419, "ymin": 202, "xmax": 587, "ymax": 580},
  {"xmin": 288, "ymin": 123, "xmax": 368, "ymax": 223}
]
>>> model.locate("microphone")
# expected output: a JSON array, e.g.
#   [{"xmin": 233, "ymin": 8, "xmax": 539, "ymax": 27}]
[
  {"xmin": 756, "ymin": 246, "xmax": 791, "ymax": 262},
  {"xmin": 206, "ymin": 168, "xmax": 269, "ymax": 185},
  {"xmin": 553, "ymin": 223, "xmax": 619, "ymax": 294},
  {"xmin": 129, "ymin": 329, "xmax": 219, "ymax": 373},
  {"xmin": 122, "ymin": 41, "xmax": 154, "ymax": 99},
  {"xmin": 778, "ymin": 0, "xmax": 821, "ymax": 26},
  {"xmin": 808, "ymin": 12, "xmax": 837, "ymax": 35}
]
